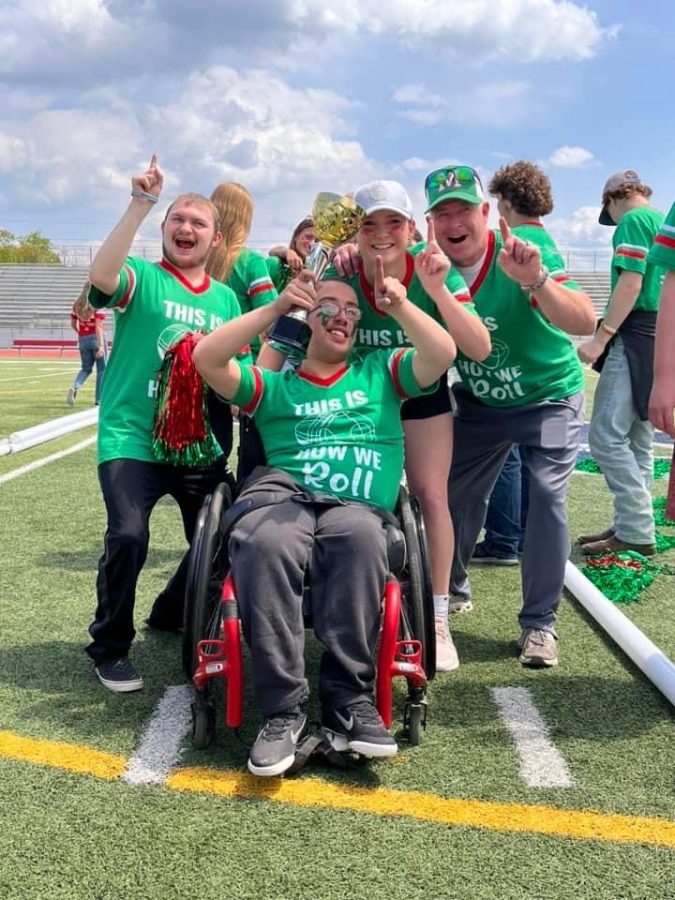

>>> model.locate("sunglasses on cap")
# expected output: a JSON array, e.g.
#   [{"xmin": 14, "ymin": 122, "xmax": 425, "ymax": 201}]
[{"xmin": 424, "ymin": 165, "xmax": 484, "ymax": 193}]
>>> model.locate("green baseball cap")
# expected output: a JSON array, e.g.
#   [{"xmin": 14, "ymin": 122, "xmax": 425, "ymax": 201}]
[{"xmin": 424, "ymin": 165, "xmax": 485, "ymax": 212}]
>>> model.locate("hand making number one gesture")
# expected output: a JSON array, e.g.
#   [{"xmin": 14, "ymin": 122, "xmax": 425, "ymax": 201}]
[
  {"xmin": 131, "ymin": 153, "xmax": 165, "ymax": 204},
  {"xmin": 497, "ymin": 216, "xmax": 543, "ymax": 287},
  {"xmin": 415, "ymin": 217, "xmax": 451, "ymax": 292},
  {"xmin": 374, "ymin": 255, "xmax": 407, "ymax": 313}
]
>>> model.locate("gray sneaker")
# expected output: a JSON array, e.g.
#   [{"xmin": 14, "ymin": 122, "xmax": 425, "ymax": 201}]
[
  {"xmin": 66, "ymin": 387, "xmax": 77, "ymax": 407},
  {"xmin": 247, "ymin": 709, "xmax": 309, "ymax": 777},
  {"xmin": 518, "ymin": 629, "xmax": 558, "ymax": 668}
]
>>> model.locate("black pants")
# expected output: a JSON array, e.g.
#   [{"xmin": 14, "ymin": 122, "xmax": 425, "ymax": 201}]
[{"xmin": 86, "ymin": 457, "xmax": 230, "ymax": 663}]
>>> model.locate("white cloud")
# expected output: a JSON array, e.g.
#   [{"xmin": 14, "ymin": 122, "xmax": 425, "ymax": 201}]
[
  {"xmin": 548, "ymin": 205, "xmax": 612, "ymax": 249},
  {"xmin": 549, "ymin": 146, "xmax": 597, "ymax": 168},
  {"xmin": 393, "ymin": 80, "xmax": 535, "ymax": 128},
  {"xmin": 0, "ymin": 0, "xmax": 615, "ymax": 88}
]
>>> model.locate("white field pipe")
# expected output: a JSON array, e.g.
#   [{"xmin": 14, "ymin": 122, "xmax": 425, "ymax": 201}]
[
  {"xmin": 564, "ymin": 561, "xmax": 675, "ymax": 707},
  {"xmin": 4, "ymin": 408, "xmax": 98, "ymax": 454}
]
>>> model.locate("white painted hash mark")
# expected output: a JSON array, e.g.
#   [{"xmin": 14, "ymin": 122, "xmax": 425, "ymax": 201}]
[
  {"xmin": 123, "ymin": 685, "xmax": 194, "ymax": 785},
  {"xmin": 491, "ymin": 686, "xmax": 576, "ymax": 788},
  {"xmin": 0, "ymin": 436, "xmax": 97, "ymax": 484}
]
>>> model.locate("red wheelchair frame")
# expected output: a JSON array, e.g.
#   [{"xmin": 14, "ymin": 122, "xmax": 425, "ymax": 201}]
[{"xmin": 183, "ymin": 482, "xmax": 435, "ymax": 750}]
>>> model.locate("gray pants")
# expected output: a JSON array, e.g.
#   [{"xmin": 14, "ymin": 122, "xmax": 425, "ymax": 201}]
[
  {"xmin": 229, "ymin": 470, "xmax": 388, "ymax": 718},
  {"xmin": 449, "ymin": 388, "xmax": 584, "ymax": 632}
]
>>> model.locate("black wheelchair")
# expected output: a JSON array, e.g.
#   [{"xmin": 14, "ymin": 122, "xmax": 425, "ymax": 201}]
[{"xmin": 182, "ymin": 479, "xmax": 436, "ymax": 759}]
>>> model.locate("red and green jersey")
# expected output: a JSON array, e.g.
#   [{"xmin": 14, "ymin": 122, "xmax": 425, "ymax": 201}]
[
  {"xmin": 230, "ymin": 349, "xmax": 433, "ymax": 511},
  {"xmin": 71, "ymin": 304, "xmax": 105, "ymax": 337},
  {"xmin": 608, "ymin": 206, "xmax": 665, "ymax": 312},
  {"xmin": 647, "ymin": 202, "xmax": 675, "ymax": 272},
  {"xmin": 325, "ymin": 244, "xmax": 473, "ymax": 356},
  {"xmin": 513, "ymin": 221, "xmax": 558, "ymax": 252},
  {"xmin": 89, "ymin": 257, "xmax": 241, "ymax": 465},
  {"xmin": 453, "ymin": 229, "xmax": 584, "ymax": 406},
  {"xmin": 226, "ymin": 247, "xmax": 278, "ymax": 355}
]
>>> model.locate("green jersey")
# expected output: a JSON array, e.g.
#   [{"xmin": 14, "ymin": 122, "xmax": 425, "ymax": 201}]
[
  {"xmin": 513, "ymin": 221, "xmax": 558, "ymax": 251},
  {"xmin": 226, "ymin": 248, "xmax": 278, "ymax": 355},
  {"xmin": 647, "ymin": 202, "xmax": 675, "ymax": 271},
  {"xmin": 266, "ymin": 255, "xmax": 294, "ymax": 292},
  {"xmin": 453, "ymin": 229, "xmax": 585, "ymax": 406},
  {"xmin": 608, "ymin": 206, "xmax": 665, "ymax": 312},
  {"xmin": 231, "ymin": 348, "xmax": 432, "ymax": 511},
  {"xmin": 89, "ymin": 257, "xmax": 241, "ymax": 465},
  {"xmin": 325, "ymin": 245, "xmax": 473, "ymax": 356}
]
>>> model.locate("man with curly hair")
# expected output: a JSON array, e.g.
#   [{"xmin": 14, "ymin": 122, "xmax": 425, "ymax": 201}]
[{"xmin": 470, "ymin": 161, "xmax": 561, "ymax": 566}]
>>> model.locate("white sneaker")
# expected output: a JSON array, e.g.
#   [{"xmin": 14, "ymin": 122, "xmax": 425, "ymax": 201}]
[
  {"xmin": 66, "ymin": 387, "xmax": 77, "ymax": 407},
  {"xmin": 434, "ymin": 617, "xmax": 460, "ymax": 672},
  {"xmin": 448, "ymin": 598, "xmax": 473, "ymax": 614}
]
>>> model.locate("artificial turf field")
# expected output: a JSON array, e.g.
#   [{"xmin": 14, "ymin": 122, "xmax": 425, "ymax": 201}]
[{"xmin": 1, "ymin": 358, "xmax": 674, "ymax": 900}]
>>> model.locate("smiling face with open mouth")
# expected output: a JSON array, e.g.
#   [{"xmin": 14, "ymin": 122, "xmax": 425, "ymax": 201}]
[
  {"xmin": 430, "ymin": 198, "xmax": 490, "ymax": 267},
  {"xmin": 161, "ymin": 201, "xmax": 221, "ymax": 272},
  {"xmin": 308, "ymin": 281, "xmax": 361, "ymax": 362},
  {"xmin": 357, "ymin": 210, "xmax": 413, "ymax": 269}
]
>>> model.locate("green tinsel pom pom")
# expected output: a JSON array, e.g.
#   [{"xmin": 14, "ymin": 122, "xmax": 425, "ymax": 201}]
[
  {"xmin": 653, "ymin": 498, "xmax": 675, "ymax": 527},
  {"xmin": 576, "ymin": 456, "xmax": 671, "ymax": 479},
  {"xmin": 581, "ymin": 551, "xmax": 658, "ymax": 604},
  {"xmin": 655, "ymin": 530, "xmax": 675, "ymax": 553}
]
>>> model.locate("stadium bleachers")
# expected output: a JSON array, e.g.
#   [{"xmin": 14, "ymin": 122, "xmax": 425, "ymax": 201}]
[{"xmin": 0, "ymin": 264, "xmax": 609, "ymax": 349}]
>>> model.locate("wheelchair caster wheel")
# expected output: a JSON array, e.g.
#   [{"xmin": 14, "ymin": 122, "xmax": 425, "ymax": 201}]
[
  {"xmin": 192, "ymin": 697, "xmax": 216, "ymax": 749},
  {"xmin": 404, "ymin": 702, "xmax": 426, "ymax": 746}
]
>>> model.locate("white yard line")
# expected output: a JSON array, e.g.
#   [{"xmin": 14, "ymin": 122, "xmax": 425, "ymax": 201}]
[
  {"xmin": 491, "ymin": 686, "xmax": 576, "ymax": 789},
  {"xmin": 0, "ymin": 435, "xmax": 96, "ymax": 483},
  {"xmin": 123, "ymin": 685, "xmax": 194, "ymax": 785},
  {"xmin": 0, "ymin": 371, "xmax": 76, "ymax": 383}
]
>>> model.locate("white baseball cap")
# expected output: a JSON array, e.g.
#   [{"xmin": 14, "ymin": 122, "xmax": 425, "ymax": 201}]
[{"xmin": 353, "ymin": 180, "xmax": 414, "ymax": 220}]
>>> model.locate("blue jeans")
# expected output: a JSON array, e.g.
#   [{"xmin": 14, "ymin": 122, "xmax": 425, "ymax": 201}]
[
  {"xmin": 74, "ymin": 334, "xmax": 106, "ymax": 403},
  {"xmin": 588, "ymin": 336, "xmax": 654, "ymax": 544},
  {"xmin": 482, "ymin": 445, "xmax": 528, "ymax": 557}
]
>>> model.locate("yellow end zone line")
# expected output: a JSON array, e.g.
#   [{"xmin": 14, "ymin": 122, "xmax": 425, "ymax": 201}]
[{"xmin": 2, "ymin": 730, "xmax": 675, "ymax": 849}]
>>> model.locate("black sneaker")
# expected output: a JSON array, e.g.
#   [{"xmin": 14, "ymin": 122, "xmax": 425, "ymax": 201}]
[
  {"xmin": 471, "ymin": 542, "xmax": 518, "ymax": 566},
  {"xmin": 94, "ymin": 657, "xmax": 144, "ymax": 693},
  {"xmin": 323, "ymin": 697, "xmax": 398, "ymax": 758},
  {"xmin": 247, "ymin": 709, "xmax": 309, "ymax": 777}
]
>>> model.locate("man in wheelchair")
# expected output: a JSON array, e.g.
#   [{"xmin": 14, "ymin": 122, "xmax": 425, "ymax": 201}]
[{"xmin": 193, "ymin": 245, "xmax": 457, "ymax": 777}]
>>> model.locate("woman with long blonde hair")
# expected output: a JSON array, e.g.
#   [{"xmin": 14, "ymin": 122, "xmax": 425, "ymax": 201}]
[{"xmin": 207, "ymin": 182, "xmax": 278, "ymax": 478}]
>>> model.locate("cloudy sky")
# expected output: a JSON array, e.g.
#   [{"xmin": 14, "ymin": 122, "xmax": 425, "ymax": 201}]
[{"xmin": 1, "ymin": 0, "xmax": 673, "ymax": 263}]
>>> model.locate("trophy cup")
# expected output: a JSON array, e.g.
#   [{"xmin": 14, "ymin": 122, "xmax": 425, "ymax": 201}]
[{"xmin": 267, "ymin": 192, "xmax": 365, "ymax": 352}]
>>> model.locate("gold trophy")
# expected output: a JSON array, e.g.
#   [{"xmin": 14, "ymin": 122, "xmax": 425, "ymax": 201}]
[{"xmin": 268, "ymin": 192, "xmax": 364, "ymax": 352}]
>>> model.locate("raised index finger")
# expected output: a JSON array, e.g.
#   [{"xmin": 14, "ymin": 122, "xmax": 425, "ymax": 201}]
[
  {"xmin": 426, "ymin": 216, "xmax": 437, "ymax": 246},
  {"xmin": 499, "ymin": 216, "xmax": 511, "ymax": 244},
  {"xmin": 375, "ymin": 255, "xmax": 386, "ymax": 295}
]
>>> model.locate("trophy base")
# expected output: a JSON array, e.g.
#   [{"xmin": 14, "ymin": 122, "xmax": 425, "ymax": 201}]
[{"xmin": 268, "ymin": 314, "xmax": 311, "ymax": 353}]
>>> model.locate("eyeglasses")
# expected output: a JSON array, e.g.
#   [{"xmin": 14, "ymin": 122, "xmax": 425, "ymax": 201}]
[
  {"xmin": 313, "ymin": 301, "xmax": 362, "ymax": 323},
  {"xmin": 424, "ymin": 165, "xmax": 483, "ymax": 194}
]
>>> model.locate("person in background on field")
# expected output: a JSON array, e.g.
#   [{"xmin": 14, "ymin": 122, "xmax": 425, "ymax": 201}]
[
  {"xmin": 577, "ymin": 171, "xmax": 664, "ymax": 557},
  {"xmin": 471, "ymin": 160, "xmax": 561, "ymax": 566},
  {"xmin": 648, "ymin": 201, "xmax": 675, "ymax": 437},
  {"xmin": 83, "ymin": 155, "xmax": 241, "ymax": 694},
  {"xmin": 424, "ymin": 163, "xmax": 595, "ymax": 668},
  {"xmin": 267, "ymin": 216, "xmax": 317, "ymax": 291},
  {"xmin": 67, "ymin": 282, "xmax": 107, "ymax": 407}
]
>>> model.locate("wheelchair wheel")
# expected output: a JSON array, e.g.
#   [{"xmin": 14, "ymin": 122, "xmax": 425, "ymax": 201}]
[
  {"xmin": 398, "ymin": 487, "xmax": 436, "ymax": 680},
  {"xmin": 192, "ymin": 691, "xmax": 216, "ymax": 750},
  {"xmin": 406, "ymin": 702, "xmax": 424, "ymax": 747},
  {"xmin": 182, "ymin": 481, "xmax": 232, "ymax": 680}
]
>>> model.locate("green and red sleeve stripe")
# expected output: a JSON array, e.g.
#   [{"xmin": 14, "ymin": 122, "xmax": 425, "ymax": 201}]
[
  {"xmin": 388, "ymin": 348, "xmax": 413, "ymax": 400},
  {"xmin": 240, "ymin": 365, "xmax": 265, "ymax": 415},
  {"xmin": 116, "ymin": 265, "xmax": 137, "ymax": 311},
  {"xmin": 615, "ymin": 243, "xmax": 648, "ymax": 261},
  {"xmin": 248, "ymin": 276, "xmax": 276, "ymax": 300}
]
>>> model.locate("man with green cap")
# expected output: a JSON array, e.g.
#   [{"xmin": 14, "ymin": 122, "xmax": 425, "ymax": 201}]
[{"xmin": 424, "ymin": 164, "xmax": 596, "ymax": 667}]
